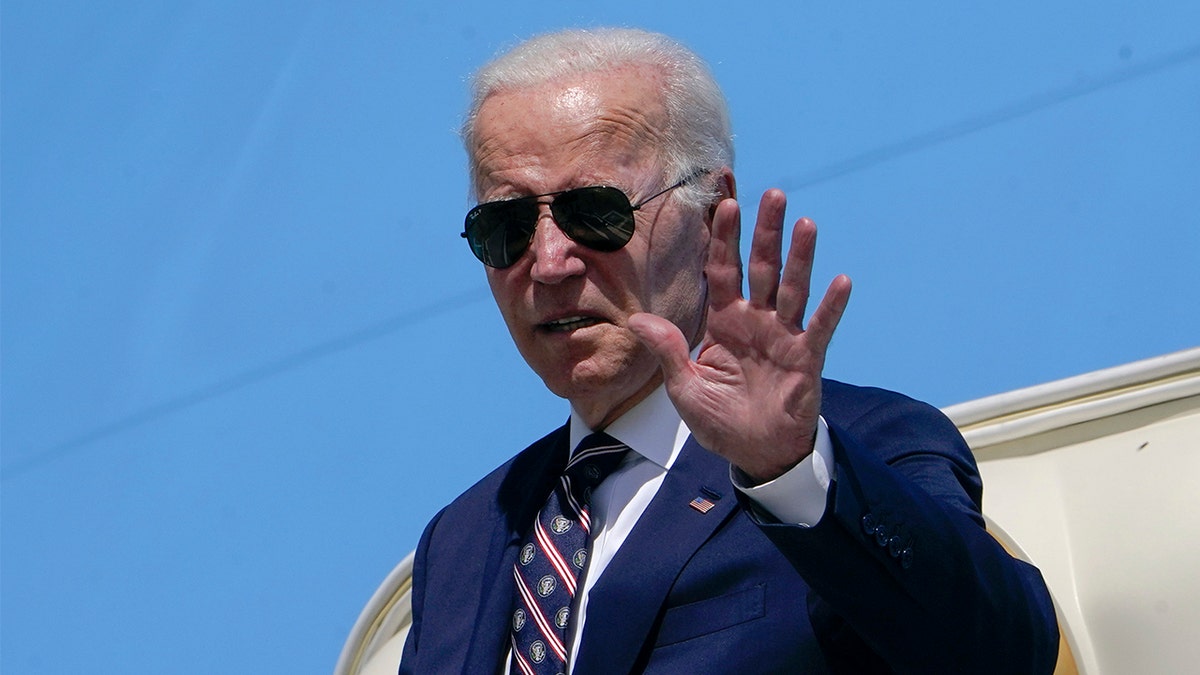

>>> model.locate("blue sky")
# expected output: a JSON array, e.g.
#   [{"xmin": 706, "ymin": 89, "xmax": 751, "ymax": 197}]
[{"xmin": 3, "ymin": 1, "xmax": 1197, "ymax": 672}]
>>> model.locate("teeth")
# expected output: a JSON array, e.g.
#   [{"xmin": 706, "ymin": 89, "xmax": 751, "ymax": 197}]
[{"xmin": 543, "ymin": 316, "xmax": 601, "ymax": 331}]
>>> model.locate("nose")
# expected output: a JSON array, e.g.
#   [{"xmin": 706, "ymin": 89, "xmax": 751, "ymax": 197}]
[{"xmin": 527, "ymin": 207, "xmax": 586, "ymax": 284}]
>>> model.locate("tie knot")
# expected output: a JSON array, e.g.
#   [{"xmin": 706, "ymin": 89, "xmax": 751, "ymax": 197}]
[{"xmin": 565, "ymin": 432, "xmax": 629, "ymax": 496}]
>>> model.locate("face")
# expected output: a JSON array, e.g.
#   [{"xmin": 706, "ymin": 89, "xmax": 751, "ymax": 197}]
[{"xmin": 470, "ymin": 66, "xmax": 713, "ymax": 427}]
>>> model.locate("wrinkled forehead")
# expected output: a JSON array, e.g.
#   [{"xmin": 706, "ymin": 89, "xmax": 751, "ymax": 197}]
[{"xmin": 469, "ymin": 67, "xmax": 670, "ymax": 191}]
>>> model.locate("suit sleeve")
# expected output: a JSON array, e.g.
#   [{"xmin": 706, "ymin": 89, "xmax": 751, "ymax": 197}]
[{"xmin": 751, "ymin": 387, "xmax": 1059, "ymax": 674}]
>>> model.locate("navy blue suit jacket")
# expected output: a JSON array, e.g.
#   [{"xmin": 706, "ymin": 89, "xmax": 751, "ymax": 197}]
[{"xmin": 400, "ymin": 380, "xmax": 1058, "ymax": 673}]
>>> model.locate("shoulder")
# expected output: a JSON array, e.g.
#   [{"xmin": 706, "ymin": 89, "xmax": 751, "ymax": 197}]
[
  {"xmin": 421, "ymin": 424, "xmax": 569, "ymax": 539},
  {"xmin": 821, "ymin": 378, "xmax": 965, "ymax": 448},
  {"xmin": 821, "ymin": 378, "xmax": 947, "ymax": 423}
]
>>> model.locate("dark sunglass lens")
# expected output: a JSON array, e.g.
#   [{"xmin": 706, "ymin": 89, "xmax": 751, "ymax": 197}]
[
  {"xmin": 551, "ymin": 186, "xmax": 635, "ymax": 251},
  {"xmin": 464, "ymin": 199, "xmax": 539, "ymax": 267}
]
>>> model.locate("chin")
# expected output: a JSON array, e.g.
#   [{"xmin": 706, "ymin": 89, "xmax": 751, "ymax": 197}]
[
  {"xmin": 541, "ymin": 360, "xmax": 623, "ymax": 401},
  {"xmin": 539, "ymin": 348, "xmax": 658, "ymax": 411}
]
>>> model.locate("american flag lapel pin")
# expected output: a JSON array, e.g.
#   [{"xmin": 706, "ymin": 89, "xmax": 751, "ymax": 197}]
[{"xmin": 688, "ymin": 486, "xmax": 722, "ymax": 514}]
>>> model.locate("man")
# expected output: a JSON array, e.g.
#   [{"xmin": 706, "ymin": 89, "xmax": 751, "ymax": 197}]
[{"xmin": 401, "ymin": 28, "xmax": 1057, "ymax": 674}]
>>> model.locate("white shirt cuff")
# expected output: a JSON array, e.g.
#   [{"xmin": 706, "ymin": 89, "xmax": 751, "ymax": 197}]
[{"xmin": 731, "ymin": 416, "xmax": 835, "ymax": 527}]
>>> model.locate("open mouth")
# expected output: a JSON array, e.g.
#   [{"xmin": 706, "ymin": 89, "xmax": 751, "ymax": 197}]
[{"xmin": 539, "ymin": 316, "xmax": 605, "ymax": 333}]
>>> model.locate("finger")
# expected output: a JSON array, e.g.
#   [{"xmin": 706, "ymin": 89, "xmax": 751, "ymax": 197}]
[
  {"xmin": 705, "ymin": 198, "xmax": 744, "ymax": 309},
  {"xmin": 747, "ymin": 189, "xmax": 786, "ymax": 309},
  {"xmin": 803, "ymin": 274, "xmax": 852, "ymax": 355},
  {"xmin": 776, "ymin": 217, "xmax": 817, "ymax": 326},
  {"xmin": 627, "ymin": 312, "xmax": 695, "ymax": 389}
]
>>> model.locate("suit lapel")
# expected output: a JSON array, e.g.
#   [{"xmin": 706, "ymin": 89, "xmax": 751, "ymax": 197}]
[
  {"xmin": 462, "ymin": 426, "xmax": 570, "ymax": 672},
  {"xmin": 572, "ymin": 436, "xmax": 737, "ymax": 674}
]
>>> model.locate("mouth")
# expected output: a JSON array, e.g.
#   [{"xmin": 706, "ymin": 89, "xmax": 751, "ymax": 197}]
[{"xmin": 537, "ymin": 315, "xmax": 606, "ymax": 333}]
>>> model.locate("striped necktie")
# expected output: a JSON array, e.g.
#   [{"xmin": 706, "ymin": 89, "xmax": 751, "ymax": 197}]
[{"xmin": 509, "ymin": 432, "xmax": 629, "ymax": 675}]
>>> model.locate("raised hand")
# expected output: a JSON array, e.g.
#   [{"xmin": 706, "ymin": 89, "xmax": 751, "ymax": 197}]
[{"xmin": 628, "ymin": 189, "xmax": 852, "ymax": 483}]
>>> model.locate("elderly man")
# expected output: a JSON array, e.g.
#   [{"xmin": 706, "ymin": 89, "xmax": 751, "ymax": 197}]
[{"xmin": 401, "ymin": 28, "xmax": 1057, "ymax": 674}]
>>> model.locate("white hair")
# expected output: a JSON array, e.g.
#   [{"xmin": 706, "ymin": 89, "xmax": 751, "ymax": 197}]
[{"xmin": 462, "ymin": 28, "xmax": 734, "ymax": 209}]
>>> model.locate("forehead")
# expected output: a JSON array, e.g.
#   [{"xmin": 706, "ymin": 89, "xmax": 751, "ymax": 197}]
[{"xmin": 471, "ymin": 66, "xmax": 669, "ymax": 193}]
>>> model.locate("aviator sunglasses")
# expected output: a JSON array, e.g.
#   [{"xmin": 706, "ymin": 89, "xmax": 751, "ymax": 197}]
[{"xmin": 461, "ymin": 172, "xmax": 705, "ymax": 268}]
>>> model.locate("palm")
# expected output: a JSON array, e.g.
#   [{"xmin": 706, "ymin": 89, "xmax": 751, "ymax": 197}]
[{"xmin": 629, "ymin": 190, "xmax": 851, "ymax": 482}]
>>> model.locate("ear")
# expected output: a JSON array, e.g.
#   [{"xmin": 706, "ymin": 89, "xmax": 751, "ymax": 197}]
[
  {"xmin": 716, "ymin": 166, "xmax": 736, "ymax": 200},
  {"xmin": 706, "ymin": 166, "xmax": 737, "ymax": 222}
]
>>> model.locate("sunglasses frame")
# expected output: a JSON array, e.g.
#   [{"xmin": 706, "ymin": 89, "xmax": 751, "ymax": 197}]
[{"xmin": 461, "ymin": 171, "xmax": 707, "ymax": 268}]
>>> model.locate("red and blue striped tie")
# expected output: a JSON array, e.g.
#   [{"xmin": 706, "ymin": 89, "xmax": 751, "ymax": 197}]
[{"xmin": 509, "ymin": 432, "xmax": 629, "ymax": 675}]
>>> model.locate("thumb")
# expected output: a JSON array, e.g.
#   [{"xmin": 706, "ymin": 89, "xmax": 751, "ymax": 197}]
[{"xmin": 627, "ymin": 312, "xmax": 695, "ymax": 387}]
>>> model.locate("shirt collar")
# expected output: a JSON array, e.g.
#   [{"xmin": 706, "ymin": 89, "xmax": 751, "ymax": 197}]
[{"xmin": 569, "ymin": 384, "xmax": 688, "ymax": 472}]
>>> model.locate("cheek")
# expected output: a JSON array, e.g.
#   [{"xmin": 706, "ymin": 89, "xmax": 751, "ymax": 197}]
[
  {"xmin": 645, "ymin": 232, "xmax": 709, "ymax": 325},
  {"xmin": 486, "ymin": 270, "xmax": 526, "ymax": 328},
  {"xmin": 486, "ymin": 266, "xmax": 521, "ymax": 301}
]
